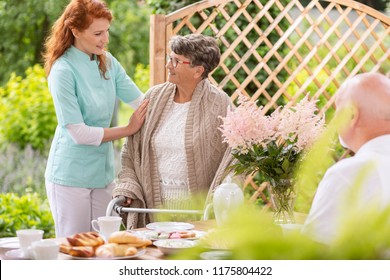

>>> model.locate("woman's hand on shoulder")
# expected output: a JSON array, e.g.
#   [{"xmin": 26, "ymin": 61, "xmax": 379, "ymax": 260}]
[{"xmin": 127, "ymin": 99, "xmax": 149, "ymax": 135}]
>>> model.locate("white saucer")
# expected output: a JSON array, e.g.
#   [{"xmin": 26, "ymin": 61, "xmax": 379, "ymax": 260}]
[
  {"xmin": 0, "ymin": 237, "xmax": 20, "ymax": 250},
  {"xmin": 5, "ymin": 249, "xmax": 29, "ymax": 260},
  {"xmin": 146, "ymin": 222, "xmax": 194, "ymax": 232}
]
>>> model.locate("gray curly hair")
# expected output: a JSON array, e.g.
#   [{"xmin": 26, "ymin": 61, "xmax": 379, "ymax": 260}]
[{"xmin": 169, "ymin": 34, "xmax": 221, "ymax": 79}]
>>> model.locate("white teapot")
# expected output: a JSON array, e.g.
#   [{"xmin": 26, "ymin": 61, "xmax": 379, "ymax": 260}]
[{"xmin": 208, "ymin": 176, "xmax": 244, "ymax": 226}]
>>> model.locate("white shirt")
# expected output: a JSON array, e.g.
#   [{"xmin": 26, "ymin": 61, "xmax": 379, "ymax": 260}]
[
  {"xmin": 154, "ymin": 101, "xmax": 191, "ymax": 209},
  {"xmin": 302, "ymin": 134, "xmax": 390, "ymax": 244}
]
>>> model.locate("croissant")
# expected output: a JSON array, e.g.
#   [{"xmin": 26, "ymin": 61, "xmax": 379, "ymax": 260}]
[
  {"xmin": 124, "ymin": 239, "xmax": 152, "ymax": 248},
  {"xmin": 59, "ymin": 244, "xmax": 72, "ymax": 254},
  {"xmin": 68, "ymin": 246, "xmax": 95, "ymax": 258},
  {"xmin": 95, "ymin": 243, "xmax": 138, "ymax": 258},
  {"xmin": 108, "ymin": 231, "xmax": 151, "ymax": 247},
  {"xmin": 67, "ymin": 232, "xmax": 105, "ymax": 247}
]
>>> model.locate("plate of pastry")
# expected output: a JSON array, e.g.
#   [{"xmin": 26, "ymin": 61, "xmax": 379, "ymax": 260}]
[{"xmin": 59, "ymin": 231, "xmax": 151, "ymax": 260}]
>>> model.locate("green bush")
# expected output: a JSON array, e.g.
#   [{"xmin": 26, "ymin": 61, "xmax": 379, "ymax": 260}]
[
  {"xmin": 0, "ymin": 64, "xmax": 56, "ymax": 151},
  {"xmin": 179, "ymin": 203, "xmax": 390, "ymax": 260},
  {"xmin": 0, "ymin": 143, "xmax": 47, "ymax": 196},
  {"xmin": 133, "ymin": 63, "xmax": 150, "ymax": 93},
  {"xmin": 0, "ymin": 192, "xmax": 55, "ymax": 238}
]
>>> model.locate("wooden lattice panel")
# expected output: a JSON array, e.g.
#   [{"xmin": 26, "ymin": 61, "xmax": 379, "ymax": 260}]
[{"xmin": 150, "ymin": 0, "xmax": 390, "ymax": 206}]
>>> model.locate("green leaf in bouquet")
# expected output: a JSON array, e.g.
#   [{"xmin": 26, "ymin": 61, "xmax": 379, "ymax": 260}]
[{"xmin": 282, "ymin": 159, "xmax": 290, "ymax": 172}]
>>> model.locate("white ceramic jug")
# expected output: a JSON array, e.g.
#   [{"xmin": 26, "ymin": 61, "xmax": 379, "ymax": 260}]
[{"xmin": 212, "ymin": 176, "xmax": 244, "ymax": 226}]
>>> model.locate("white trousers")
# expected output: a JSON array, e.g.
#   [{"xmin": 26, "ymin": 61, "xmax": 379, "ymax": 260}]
[{"xmin": 45, "ymin": 181, "xmax": 116, "ymax": 238}]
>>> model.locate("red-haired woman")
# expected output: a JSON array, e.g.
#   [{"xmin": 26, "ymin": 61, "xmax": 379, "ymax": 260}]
[{"xmin": 43, "ymin": 0, "xmax": 148, "ymax": 237}]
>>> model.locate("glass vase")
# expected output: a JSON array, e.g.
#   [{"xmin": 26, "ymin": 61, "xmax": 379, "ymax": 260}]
[{"xmin": 267, "ymin": 178, "xmax": 296, "ymax": 224}]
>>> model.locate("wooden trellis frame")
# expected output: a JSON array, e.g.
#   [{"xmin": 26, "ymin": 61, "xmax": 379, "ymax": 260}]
[{"xmin": 149, "ymin": 0, "xmax": 390, "ymax": 206}]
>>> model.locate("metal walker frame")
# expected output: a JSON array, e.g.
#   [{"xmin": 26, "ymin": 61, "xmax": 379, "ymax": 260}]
[{"xmin": 106, "ymin": 195, "xmax": 211, "ymax": 221}]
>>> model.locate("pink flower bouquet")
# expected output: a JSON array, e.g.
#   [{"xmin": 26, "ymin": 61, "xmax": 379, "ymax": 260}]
[
  {"xmin": 220, "ymin": 94, "xmax": 325, "ymax": 192},
  {"xmin": 220, "ymin": 94, "xmax": 325, "ymax": 222}
]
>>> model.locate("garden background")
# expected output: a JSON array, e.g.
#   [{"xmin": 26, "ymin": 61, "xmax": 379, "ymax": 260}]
[{"xmin": 0, "ymin": 0, "xmax": 389, "ymax": 239}]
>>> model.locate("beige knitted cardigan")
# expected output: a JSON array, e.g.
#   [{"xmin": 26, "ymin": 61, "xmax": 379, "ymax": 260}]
[{"xmin": 112, "ymin": 79, "xmax": 233, "ymax": 229}]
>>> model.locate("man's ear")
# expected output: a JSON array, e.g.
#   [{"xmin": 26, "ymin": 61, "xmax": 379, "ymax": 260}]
[
  {"xmin": 350, "ymin": 105, "xmax": 359, "ymax": 127},
  {"xmin": 351, "ymin": 106, "xmax": 360, "ymax": 123},
  {"xmin": 335, "ymin": 103, "xmax": 357, "ymax": 133},
  {"xmin": 194, "ymin": 65, "xmax": 205, "ymax": 79}
]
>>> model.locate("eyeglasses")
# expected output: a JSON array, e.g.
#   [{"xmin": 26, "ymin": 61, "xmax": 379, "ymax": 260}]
[{"xmin": 166, "ymin": 55, "xmax": 191, "ymax": 68}]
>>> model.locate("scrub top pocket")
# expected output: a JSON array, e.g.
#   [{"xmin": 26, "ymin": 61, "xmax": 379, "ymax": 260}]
[{"xmin": 51, "ymin": 146, "xmax": 107, "ymax": 188}]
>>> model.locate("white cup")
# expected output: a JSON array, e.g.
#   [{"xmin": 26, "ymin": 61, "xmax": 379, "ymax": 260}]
[
  {"xmin": 91, "ymin": 216, "xmax": 122, "ymax": 240},
  {"xmin": 16, "ymin": 229, "xmax": 44, "ymax": 259},
  {"xmin": 28, "ymin": 240, "xmax": 59, "ymax": 260}
]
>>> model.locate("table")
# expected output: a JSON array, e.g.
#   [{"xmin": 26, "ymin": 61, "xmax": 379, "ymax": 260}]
[
  {"xmin": 0, "ymin": 220, "xmax": 216, "ymax": 260},
  {"xmin": 1, "ymin": 214, "xmax": 306, "ymax": 260}
]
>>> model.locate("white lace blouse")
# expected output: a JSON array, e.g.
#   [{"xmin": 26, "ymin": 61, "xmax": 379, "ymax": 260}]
[{"xmin": 154, "ymin": 101, "xmax": 191, "ymax": 210}]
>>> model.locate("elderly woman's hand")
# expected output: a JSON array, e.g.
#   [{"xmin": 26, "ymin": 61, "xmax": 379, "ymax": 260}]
[{"xmin": 121, "ymin": 197, "xmax": 132, "ymax": 207}]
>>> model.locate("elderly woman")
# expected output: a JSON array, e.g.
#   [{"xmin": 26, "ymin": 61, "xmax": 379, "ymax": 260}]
[{"xmin": 112, "ymin": 34, "xmax": 232, "ymax": 229}]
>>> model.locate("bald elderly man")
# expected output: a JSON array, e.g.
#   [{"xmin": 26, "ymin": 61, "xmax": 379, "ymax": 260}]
[{"xmin": 302, "ymin": 73, "xmax": 390, "ymax": 244}]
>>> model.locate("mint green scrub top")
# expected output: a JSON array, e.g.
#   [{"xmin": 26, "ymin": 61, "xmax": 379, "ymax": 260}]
[{"xmin": 45, "ymin": 46, "xmax": 142, "ymax": 188}]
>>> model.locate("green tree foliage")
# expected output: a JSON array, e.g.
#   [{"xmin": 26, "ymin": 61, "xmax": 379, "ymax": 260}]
[
  {"xmin": 147, "ymin": 0, "xmax": 198, "ymax": 14},
  {"xmin": 0, "ymin": 0, "xmax": 150, "ymax": 86},
  {"xmin": 0, "ymin": 64, "xmax": 56, "ymax": 151},
  {"xmin": 0, "ymin": 0, "xmax": 69, "ymax": 85},
  {"xmin": 106, "ymin": 0, "xmax": 151, "ymax": 77}
]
